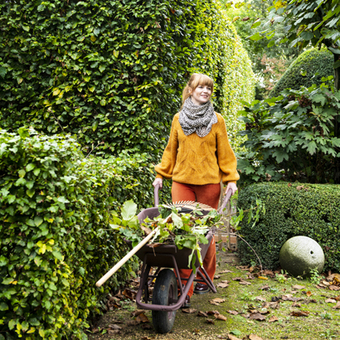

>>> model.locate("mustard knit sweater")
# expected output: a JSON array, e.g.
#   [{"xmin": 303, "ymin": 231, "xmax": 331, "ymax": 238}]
[{"xmin": 155, "ymin": 112, "xmax": 240, "ymax": 185}]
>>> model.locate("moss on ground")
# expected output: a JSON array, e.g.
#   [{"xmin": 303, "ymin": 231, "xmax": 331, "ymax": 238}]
[{"xmin": 87, "ymin": 250, "xmax": 340, "ymax": 340}]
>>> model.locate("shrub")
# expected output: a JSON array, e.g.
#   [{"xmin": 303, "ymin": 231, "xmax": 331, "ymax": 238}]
[
  {"xmin": 0, "ymin": 128, "xmax": 157, "ymax": 339},
  {"xmin": 269, "ymin": 48, "xmax": 334, "ymax": 98},
  {"xmin": 0, "ymin": 0, "xmax": 254, "ymax": 157},
  {"xmin": 237, "ymin": 81, "xmax": 340, "ymax": 186},
  {"xmin": 237, "ymin": 182, "xmax": 340, "ymax": 272}
]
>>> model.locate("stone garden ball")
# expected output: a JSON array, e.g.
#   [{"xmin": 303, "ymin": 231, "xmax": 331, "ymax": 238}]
[{"xmin": 279, "ymin": 236, "xmax": 324, "ymax": 277}]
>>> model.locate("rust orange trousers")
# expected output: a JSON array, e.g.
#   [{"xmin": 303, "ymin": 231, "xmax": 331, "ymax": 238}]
[{"xmin": 171, "ymin": 181, "xmax": 220, "ymax": 297}]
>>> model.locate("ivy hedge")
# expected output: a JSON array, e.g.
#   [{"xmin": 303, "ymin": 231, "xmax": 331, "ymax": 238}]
[
  {"xmin": 0, "ymin": 128, "xmax": 157, "ymax": 340},
  {"xmin": 269, "ymin": 48, "xmax": 333, "ymax": 98},
  {"xmin": 0, "ymin": 0, "xmax": 254, "ymax": 157},
  {"xmin": 237, "ymin": 182, "xmax": 340, "ymax": 273}
]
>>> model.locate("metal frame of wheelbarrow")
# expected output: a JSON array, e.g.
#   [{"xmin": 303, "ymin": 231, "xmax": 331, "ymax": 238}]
[{"xmin": 134, "ymin": 185, "xmax": 232, "ymax": 312}]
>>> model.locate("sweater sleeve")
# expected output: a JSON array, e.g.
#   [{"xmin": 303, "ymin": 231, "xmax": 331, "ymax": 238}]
[
  {"xmin": 216, "ymin": 116, "xmax": 240, "ymax": 184},
  {"xmin": 154, "ymin": 116, "xmax": 178, "ymax": 179}
]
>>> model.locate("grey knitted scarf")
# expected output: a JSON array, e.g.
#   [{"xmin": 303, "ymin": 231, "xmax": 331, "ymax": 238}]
[{"xmin": 178, "ymin": 97, "xmax": 217, "ymax": 137}]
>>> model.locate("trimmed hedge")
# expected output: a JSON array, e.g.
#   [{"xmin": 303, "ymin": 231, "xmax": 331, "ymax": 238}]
[
  {"xmin": 237, "ymin": 182, "xmax": 340, "ymax": 273},
  {"xmin": 269, "ymin": 48, "xmax": 333, "ymax": 98},
  {"xmin": 0, "ymin": 0, "xmax": 254, "ymax": 157},
  {"xmin": 0, "ymin": 128, "xmax": 157, "ymax": 339}
]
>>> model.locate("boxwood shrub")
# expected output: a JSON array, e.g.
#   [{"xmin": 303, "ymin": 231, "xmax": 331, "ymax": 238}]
[
  {"xmin": 0, "ymin": 128, "xmax": 156, "ymax": 339},
  {"xmin": 269, "ymin": 48, "xmax": 333, "ymax": 98},
  {"xmin": 237, "ymin": 182, "xmax": 340, "ymax": 273}
]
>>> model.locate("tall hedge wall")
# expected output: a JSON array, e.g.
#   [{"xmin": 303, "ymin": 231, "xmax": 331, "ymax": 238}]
[
  {"xmin": 0, "ymin": 0, "xmax": 254, "ymax": 157},
  {"xmin": 269, "ymin": 48, "xmax": 333, "ymax": 98},
  {"xmin": 0, "ymin": 128, "xmax": 158, "ymax": 340},
  {"xmin": 237, "ymin": 182, "xmax": 340, "ymax": 273}
]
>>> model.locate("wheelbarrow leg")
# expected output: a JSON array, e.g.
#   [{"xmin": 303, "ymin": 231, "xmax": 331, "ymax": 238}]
[{"xmin": 197, "ymin": 267, "xmax": 217, "ymax": 293}]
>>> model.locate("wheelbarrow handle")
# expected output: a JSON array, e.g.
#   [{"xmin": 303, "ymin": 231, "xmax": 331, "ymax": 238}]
[
  {"xmin": 154, "ymin": 184, "xmax": 161, "ymax": 207},
  {"xmin": 218, "ymin": 188, "xmax": 233, "ymax": 215}
]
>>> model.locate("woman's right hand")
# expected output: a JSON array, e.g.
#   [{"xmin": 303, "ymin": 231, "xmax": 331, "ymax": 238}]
[{"xmin": 152, "ymin": 177, "xmax": 163, "ymax": 189}]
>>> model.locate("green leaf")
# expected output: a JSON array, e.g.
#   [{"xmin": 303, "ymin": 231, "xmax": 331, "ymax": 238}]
[
  {"xmin": 171, "ymin": 211, "xmax": 183, "ymax": 228},
  {"xmin": 0, "ymin": 256, "xmax": 8, "ymax": 266},
  {"xmin": 307, "ymin": 141, "xmax": 317, "ymax": 154},
  {"xmin": 311, "ymin": 93, "xmax": 326, "ymax": 105},
  {"xmin": 18, "ymin": 169, "xmax": 26, "ymax": 178},
  {"xmin": 52, "ymin": 251, "xmax": 63, "ymax": 261},
  {"xmin": 230, "ymin": 329, "xmax": 242, "ymax": 337},
  {"xmin": 249, "ymin": 32, "xmax": 262, "ymax": 41},
  {"xmin": 329, "ymin": 47, "xmax": 340, "ymax": 54},
  {"xmin": 121, "ymin": 200, "xmax": 137, "ymax": 220},
  {"xmin": 29, "ymin": 318, "xmax": 40, "ymax": 326},
  {"xmin": 57, "ymin": 196, "xmax": 69, "ymax": 204},
  {"xmin": 26, "ymin": 163, "xmax": 35, "ymax": 172},
  {"xmin": 0, "ymin": 67, "xmax": 7, "ymax": 78},
  {"xmin": 34, "ymin": 216, "xmax": 43, "ymax": 227},
  {"xmin": 8, "ymin": 319, "xmax": 16, "ymax": 330}
]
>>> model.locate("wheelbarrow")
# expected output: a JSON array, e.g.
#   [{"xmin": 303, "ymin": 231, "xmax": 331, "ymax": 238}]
[{"xmin": 96, "ymin": 185, "xmax": 232, "ymax": 334}]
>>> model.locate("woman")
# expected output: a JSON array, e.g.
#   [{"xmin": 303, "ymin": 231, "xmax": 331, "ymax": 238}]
[{"xmin": 153, "ymin": 73, "xmax": 239, "ymax": 307}]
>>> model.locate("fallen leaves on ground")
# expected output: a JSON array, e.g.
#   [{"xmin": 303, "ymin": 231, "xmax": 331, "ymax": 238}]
[
  {"xmin": 197, "ymin": 311, "xmax": 209, "ymax": 317},
  {"xmin": 292, "ymin": 284, "xmax": 306, "ymax": 290},
  {"xmin": 268, "ymin": 315, "xmax": 279, "ymax": 322},
  {"xmin": 181, "ymin": 308, "xmax": 197, "ymax": 314},
  {"xmin": 249, "ymin": 313, "xmax": 266, "ymax": 321},
  {"xmin": 259, "ymin": 284, "xmax": 270, "ymax": 290},
  {"xmin": 197, "ymin": 309, "xmax": 227, "ymax": 322},
  {"xmin": 209, "ymin": 297, "xmax": 225, "ymax": 305},
  {"xmin": 130, "ymin": 310, "xmax": 150, "ymax": 323},
  {"xmin": 333, "ymin": 301, "xmax": 340, "ymax": 309},
  {"xmin": 217, "ymin": 280, "xmax": 229, "ymax": 288},
  {"xmin": 215, "ymin": 314, "xmax": 227, "ymax": 321},
  {"xmin": 290, "ymin": 310, "xmax": 310, "ymax": 317},
  {"xmin": 247, "ymin": 335, "xmax": 264, "ymax": 340},
  {"xmin": 257, "ymin": 276, "xmax": 268, "ymax": 280}
]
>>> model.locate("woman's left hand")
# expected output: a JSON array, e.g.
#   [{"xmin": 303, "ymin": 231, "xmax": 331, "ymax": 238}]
[{"xmin": 226, "ymin": 182, "xmax": 238, "ymax": 196}]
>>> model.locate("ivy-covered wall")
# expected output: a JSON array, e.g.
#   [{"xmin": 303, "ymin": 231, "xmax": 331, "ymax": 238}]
[{"xmin": 0, "ymin": 0, "xmax": 254, "ymax": 157}]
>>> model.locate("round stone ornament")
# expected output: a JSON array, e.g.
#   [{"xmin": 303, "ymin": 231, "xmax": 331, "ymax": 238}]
[{"xmin": 279, "ymin": 236, "xmax": 325, "ymax": 277}]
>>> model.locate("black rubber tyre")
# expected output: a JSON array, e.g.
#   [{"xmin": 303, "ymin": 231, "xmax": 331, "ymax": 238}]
[{"xmin": 152, "ymin": 269, "xmax": 178, "ymax": 333}]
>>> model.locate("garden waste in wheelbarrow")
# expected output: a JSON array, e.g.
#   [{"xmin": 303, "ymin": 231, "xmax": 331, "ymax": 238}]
[{"xmin": 96, "ymin": 186, "xmax": 233, "ymax": 334}]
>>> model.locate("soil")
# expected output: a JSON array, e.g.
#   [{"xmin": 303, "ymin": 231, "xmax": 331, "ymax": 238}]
[{"xmin": 87, "ymin": 250, "xmax": 340, "ymax": 340}]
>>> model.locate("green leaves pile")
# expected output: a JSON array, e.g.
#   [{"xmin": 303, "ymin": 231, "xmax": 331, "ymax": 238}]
[{"xmin": 112, "ymin": 201, "xmax": 222, "ymax": 272}]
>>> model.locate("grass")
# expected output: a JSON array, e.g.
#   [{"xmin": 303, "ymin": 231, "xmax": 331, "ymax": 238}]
[{"xmin": 87, "ymin": 250, "xmax": 340, "ymax": 340}]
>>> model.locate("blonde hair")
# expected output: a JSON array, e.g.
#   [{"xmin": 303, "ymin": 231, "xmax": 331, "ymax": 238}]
[{"xmin": 182, "ymin": 73, "xmax": 214, "ymax": 104}]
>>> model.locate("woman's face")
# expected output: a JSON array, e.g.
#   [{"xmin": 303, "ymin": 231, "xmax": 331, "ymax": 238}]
[{"xmin": 190, "ymin": 84, "xmax": 212, "ymax": 105}]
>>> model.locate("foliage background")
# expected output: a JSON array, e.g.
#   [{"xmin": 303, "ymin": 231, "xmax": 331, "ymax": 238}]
[
  {"xmin": 0, "ymin": 0, "xmax": 254, "ymax": 157},
  {"xmin": 237, "ymin": 81, "xmax": 340, "ymax": 186}
]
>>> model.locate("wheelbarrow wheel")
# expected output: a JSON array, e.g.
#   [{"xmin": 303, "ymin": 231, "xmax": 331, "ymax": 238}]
[{"xmin": 152, "ymin": 269, "xmax": 178, "ymax": 333}]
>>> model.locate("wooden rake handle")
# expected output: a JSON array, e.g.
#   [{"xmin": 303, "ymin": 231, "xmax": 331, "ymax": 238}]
[{"xmin": 95, "ymin": 227, "xmax": 159, "ymax": 287}]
